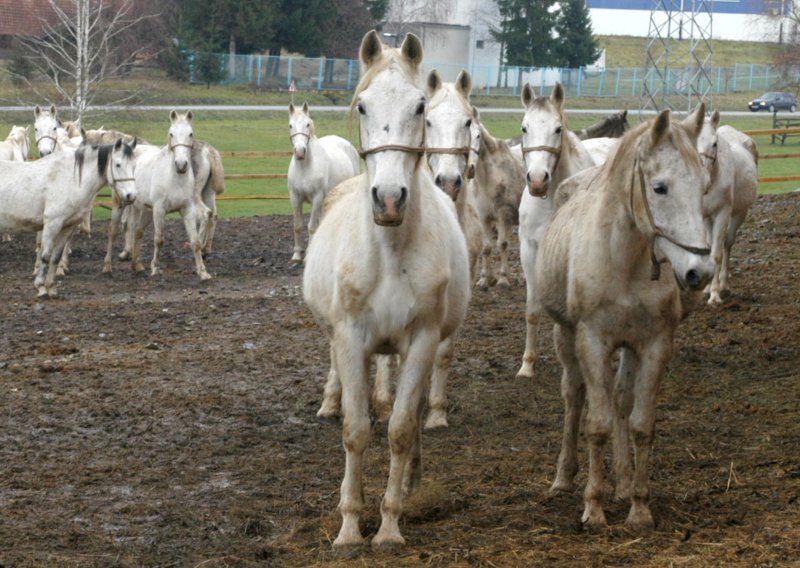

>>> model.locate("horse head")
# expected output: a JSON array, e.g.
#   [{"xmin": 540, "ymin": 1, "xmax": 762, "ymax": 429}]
[
  {"xmin": 520, "ymin": 82, "xmax": 566, "ymax": 198},
  {"xmin": 425, "ymin": 69, "xmax": 473, "ymax": 201},
  {"xmin": 168, "ymin": 110, "xmax": 194, "ymax": 175},
  {"xmin": 108, "ymin": 136, "xmax": 138, "ymax": 205},
  {"xmin": 353, "ymin": 29, "xmax": 425, "ymax": 226},
  {"xmin": 630, "ymin": 106, "xmax": 713, "ymax": 291},
  {"xmin": 691, "ymin": 104, "xmax": 720, "ymax": 170},
  {"xmin": 34, "ymin": 104, "xmax": 59, "ymax": 157},
  {"xmin": 288, "ymin": 101, "xmax": 314, "ymax": 161}
]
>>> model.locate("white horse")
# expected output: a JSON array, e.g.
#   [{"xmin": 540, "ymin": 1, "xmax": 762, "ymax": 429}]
[
  {"xmin": 33, "ymin": 105, "xmax": 62, "ymax": 157},
  {"xmin": 126, "ymin": 110, "xmax": 211, "ymax": 281},
  {"xmin": 694, "ymin": 108, "xmax": 759, "ymax": 305},
  {"xmin": 287, "ymin": 101, "xmax": 359, "ymax": 262},
  {"xmin": 0, "ymin": 136, "xmax": 137, "ymax": 296},
  {"xmin": 471, "ymin": 116, "xmax": 526, "ymax": 288},
  {"xmin": 537, "ymin": 108, "xmax": 714, "ymax": 530},
  {"xmin": 516, "ymin": 82, "xmax": 596, "ymax": 379},
  {"xmin": 303, "ymin": 31, "xmax": 470, "ymax": 551},
  {"xmin": 0, "ymin": 125, "xmax": 30, "ymax": 162},
  {"xmin": 582, "ymin": 136, "xmax": 618, "ymax": 166}
]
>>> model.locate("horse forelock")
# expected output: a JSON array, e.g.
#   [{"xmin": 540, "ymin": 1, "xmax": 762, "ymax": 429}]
[
  {"xmin": 428, "ymin": 83, "xmax": 472, "ymax": 116},
  {"xmin": 350, "ymin": 47, "xmax": 422, "ymax": 116},
  {"xmin": 528, "ymin": 96, "xmax": 568, "ymax": 128}
]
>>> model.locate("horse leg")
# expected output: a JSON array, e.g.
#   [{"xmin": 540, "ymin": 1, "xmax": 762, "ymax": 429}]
[
  {"xmin": 707, "ymin": 207, "xmax": 731, "ymax": 305},
  {"xmin": 200, "ymin": 185, "xmax": 218, "ymax": 257},
  {"xmin": 308, "ymin": 191, "xmax": 324, "ymax": 237},
  {"xmin": 475, "ymin": 219, "xmax": 494, "ymax": 289},
  {"xmin": 181, "ymin": 203, "xmax": 211, "ymax": 281},
  {"xmin": 331, "ymin": 328, "xmax": 371, "ymax": 552},
  {"xmin": 317, "ymin": 343, "xmax": 342, "ymax": 419},
  {"xmin": 720, "ymin": 212, "xmax": 746, "ymax": 298},
  {"xmin": 119, "ymin": 206, "xmax": 132, "ymax": 261},
  {"xmin": 576, "ymin": 325, "xmax": 614, "ymax": 529},
  {"xmin": 612, "ymin": 347, "xmax": 638, "ymax": 501},
  {"xmin": 103, "ymin": 202, "xmax": 125, "ymax": 274},
  {"xmin": 425, "ymin": 336, "xmax": 453, "ymax": 430},
  {"xmin": 56, "ymin": 228, "xmax": 76, "ymax": 277},
  {"xmin": 34, "ymin": 223, "xmax": 62, "ymax": 297},
  {"xmin": 402, "ymin": 392, "xmax": 425, "ymax": 498},
  {"xmin": 517, "ymin": 237, "xmax": 539, "ymax": 379},
  {"xmin": 131, "ymin": 208, "xmax": 152, "ymax": 273},
  {"xmin": 550, "ymin": 323, "xmax": 585, "ymax": 493},
  {"xmin": 32, "ymin": 230, "xmax": 43, "ymax": 276},
  {"xmin": 372, "ymin": 354, "xmax": 395, "ymax": 423},
  {"xmin": 44, "ymin": 228, "xmax": 73, "ymax": 297},
  {"xmin": 625, "ymin": 335, "xmax": 671, "ymax": 531},
  {"xmin": 290, "ymin": 192, "xmax": 304, "ymax": 263},
  {"xmin": 373, "ymin": 326, "xmax": 438, "ymax": 550},
  {"xmin": 495, "ymin": 217, "xmax": 511, "ymax": 288}
]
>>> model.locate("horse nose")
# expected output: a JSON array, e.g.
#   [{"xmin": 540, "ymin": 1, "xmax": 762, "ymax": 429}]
[
  {"xmin": 294, "ymin": 147, "xmax": 306, "ymax": 160},
  {"xmin": 685, "ymin": 265, "xmax": 712, "ymax": 291},
  {"xmin": 371, "ymin": 185, "xmax": 407, "ymax": 225},
  {"xmin": 175, "ymin": 159, "xmax": 189, "ymax": 174},
  {"xmin": 434, "ymin": 174, "xmax": 443, "ymax": 188},
  {"xmin": 527, "ymin": 170, "xmax": 550, "ymax": 196}
]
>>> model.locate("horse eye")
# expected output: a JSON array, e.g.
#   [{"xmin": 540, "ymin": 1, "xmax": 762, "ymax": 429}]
[
  {"xmin": 555, "ymin": 126, "xmax": 563, "ymax": 134},
  {"xmin": 712, "ymin": 142, "xmax": 717, "ymax": 148},
  {"xmin": 465, "ymin": 118, "xmax": 472, "ymax": 128},
  {"xmin": 426, "ymin": 119, "xmax": 431, "ymax": 127},
  {"xmin": 357, "ymin": 103, "xmax": 366, "ymax": 115},
  {"xmin": 653, "ymin": 182, "xmax": 668, "ymax": 195},
  {"xmin": 189, "ymin": 133, "xmax": 193, "ymax": 137},
  {"xmin": 169, "ymin": 133, "xmax": 173, "ymax": 137},
  {"xmin": 415, "ymin": 102, "xmax": 425, "ymax": 115},
  {"xmin": 521, "ymin": 125, "xmax": 527, "ymax": 133}
]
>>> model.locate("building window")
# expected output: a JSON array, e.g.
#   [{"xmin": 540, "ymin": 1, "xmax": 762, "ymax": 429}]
[{"xmin": 476, "ymin": 40, "xmax": 484, "ymax": 49}]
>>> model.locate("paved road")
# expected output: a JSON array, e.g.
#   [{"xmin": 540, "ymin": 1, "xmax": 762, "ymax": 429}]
[{"xmin": 0, "ymin": 105, "xmax": 780, "ymax": 118}]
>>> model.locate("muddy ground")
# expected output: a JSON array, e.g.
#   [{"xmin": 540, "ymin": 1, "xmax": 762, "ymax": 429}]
[{"xmin": 0, "ymin": 193, "xmax": 798, "ymax": 567}]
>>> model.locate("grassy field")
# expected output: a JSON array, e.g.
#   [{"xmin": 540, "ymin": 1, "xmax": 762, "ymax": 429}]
[{"xmin": 0, "ymin": 109, "xmax": 796, "ymax": 219}]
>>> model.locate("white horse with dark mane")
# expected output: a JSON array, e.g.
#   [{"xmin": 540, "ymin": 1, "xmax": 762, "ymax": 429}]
[
  {"xmin": 287, "ymin": 101, "xmax": 359, "ymax": 262},
  {"xmin": 0, "ymin": 125, "xmax": 30, "ymax": 162},
  {"xmin": 516, "ymin": 82, "xmax": 596, "ymax": 380},
  {"xmin": 693, "ymin": 107, "xmax": 758, "ymax": 304},
  {"xmin": 125, "ymin": 110, "xmax": 211, "ymax": 281},
  {"xmin": 536, "ymin": 108, "xmax": 714, "ymax": 530},
  {"xmin": 0, "ymin": 135, "xmax": 137, "ymax": 296},
  {"xmin": 303, "ymin": 31, "xmax": 470, "ymax": 551}
]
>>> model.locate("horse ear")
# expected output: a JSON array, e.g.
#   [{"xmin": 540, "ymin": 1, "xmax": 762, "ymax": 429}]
[
  {"xmin": 651, "ymin": 109, "xmax": 671, "ymax": 146},
  {"xmin": 711, "ymin": 109, "xmax": 720, "ymax": 128},
  {"xmin": 472, "ymin": 105, "xmax": 480, "ymax": 122},
  {"xmin": 521, "ymin": 83, "xmax": 536, "ymax": 108},
  {"xmin": 288, "ymin": 102, "xmax": 295, "ymax": 115},
  {"xmin": 456, "ymin": 70, "xmax": 472, "ymax": 99},
  {"xmin": 80, "ymin": 127, "xmax": 87, "ymax": 144},
  {"xmin": 34, "ymin": 105, "xmax": 42, "ymax": 118},
  {"xmin": 114, "ymin": 138, "xmax": 123, "ymax": 150},
  {"xmin": 130, "ymin": 136, "xmax": 138, "ymax": 150},
  {"xmin": 550, "ymin": 82, "xmax": 565, "ymax": 109},
  {"xmin": 170, "ymin": 109, "xmax": 178, "ymax": 123},
  {"xmin": 302, "ymin": 101, "xmax": 309, "ymax": 116},
  {"xmin": 682, "ymin": 101, "xmax": 705, "ymax": 138},
  {"xmin": 426, "ymin": 70, "xmax": 442, "ymax": 97},
  {"xmin": 360, "ymin": 30, "xmax": 383, "ymax": 67},
  {"xmin": 400, "ymin": 33, "xmax": 423, "ymax": 69},
  {"xmin": 50, "ymin": 104, "xmax": 57, "ymax": 117},
  {"xmin": 186, "ymin": 110, "xmax": 194, "ymax": 122},
  {"xmin": 621, "ymin": 109, "xmax": 628, "ymax": 119}
]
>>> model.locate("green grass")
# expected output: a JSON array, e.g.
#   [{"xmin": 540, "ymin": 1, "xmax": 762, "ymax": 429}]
[{"xmin": 0, "ymin": 108, "xmax": 795, "ymax": 221}]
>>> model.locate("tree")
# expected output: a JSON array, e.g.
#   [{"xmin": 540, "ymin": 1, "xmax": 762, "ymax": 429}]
[
  {"xmin": 553, "ymin": 0, "xmax": 601, "ymax": 68},
  {"xmin": 383, "ymin": 0, "xmax": 455, "ymax": 41},
  {"xmin": 491, "ymin": 0, "xmax": 557, "ymax": 69},
  {"xmin": 17, "ymin": 0, "xmax": 160, "ymax": 122}
]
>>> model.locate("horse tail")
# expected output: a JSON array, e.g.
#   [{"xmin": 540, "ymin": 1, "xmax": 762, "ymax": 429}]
[{"xmin": 207, "ymin": 146, "xmax": 226, "ymax": 195}]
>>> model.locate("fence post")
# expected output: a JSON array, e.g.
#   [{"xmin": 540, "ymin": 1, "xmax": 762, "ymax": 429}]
[
  {"xmin": 346, "ymin": 59, "xmax": 354, "ymax": 90},
  {"xmin": 287, "ymin": 58, "xmax": 293, "ymax": 86},
  {"xmin": 486, "ymin": 65, "xmax": 491, "ymax": 95},
  {"xmin": 716, "ymin": 66, "xmax": 721, "ymax": 94},
  {"xmin": 732, "ymin": 63, "xmax": 737, "ymax": 91},
  {"xmin": 749, "ymin": 63, "xmax": 754, "ymax": 89},
  {"xmin": 247, "ymin": 54, "xmax": 253, "ymax": 83},
  {"xmin": 632, "ymin": 67, "xmax": 638, "ymax": 96},
  {"xmin": 317, "ymin": 57, "xmax": 325, "ymax": 90},
  {"xmin": 577, "ymin": 67, "xmax": 582, "ymax": 97},
  {"xmin": 613, "ymin": 68, "xmax": 621, "ymax": 97},
  {"xmin": 540, "ymin": 68, "xmax": 545, "ymax": 94},
  {"xmin": 257, "ymin": 54, "xmax": 262, "ymax": 87},
  {"xmin": 597, "ymin": 68, "xmax": 605, "ymax": 96},
  {"xmin": 765, "ymin": 66, "xmax": 770, "ymax": 88}
]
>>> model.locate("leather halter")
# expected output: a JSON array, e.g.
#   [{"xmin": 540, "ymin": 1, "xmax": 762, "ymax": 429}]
[
  {"xmin": 358, "ymin": 119, "xmax": 426, "ymax": 161},
  {"xmin": 630, "ymin": 154, "xmax": 711, "ymax": 281},
  {"xmin": 36, "ymin": 134, "xmax": 58, "ymax": 147},
  {"xmin": 290, "ymin": 131, "xmax": 311, "ymax": 142},
  {"xmin": 426, "ymin": 145, "xmax": 473, "ymax": 180},
  {"xmin": 169, "ymin": 141, "xmax": 194, "ymax": 151},
  {"xmin": 521, "ymin": 144, "xmax": 561, "ymax": 161},
  {"xmin": 700, "ymin": 150, "xmax": 717, "ymax": 163}
]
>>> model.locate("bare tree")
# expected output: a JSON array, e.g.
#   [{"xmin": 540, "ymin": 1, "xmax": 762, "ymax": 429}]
[
  {"xmin": 16, "ymin": 0, "xmax": 161, "ymax": 122},
  {"xmin": 384, "ymin": 0, "xmax": 455, "ymax": 42}
]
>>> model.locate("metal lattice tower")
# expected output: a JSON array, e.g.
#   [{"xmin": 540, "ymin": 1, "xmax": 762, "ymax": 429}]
[{"xmin": 640, "ymin": 0, "xmax": 714, "ymax": 116}]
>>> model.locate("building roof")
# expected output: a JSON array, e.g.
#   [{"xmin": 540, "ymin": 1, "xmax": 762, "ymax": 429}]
[{"xmin": 0, "ymin": 0, "xmax": 76, "ymax": 37}]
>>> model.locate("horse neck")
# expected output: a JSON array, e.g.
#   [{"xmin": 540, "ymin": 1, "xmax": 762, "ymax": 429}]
[{"xmin": 74, "ymin": 151, "xmax": 109, "ymax": 202}]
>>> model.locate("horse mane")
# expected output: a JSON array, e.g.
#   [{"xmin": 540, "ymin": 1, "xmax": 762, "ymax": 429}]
[
  {"xmin": 349, "ymin": 43, "xmax": 422, "ymax": 115},
  {"xmin": 75, "ymin": 141, "xmax": 134, "ymax": 184}
]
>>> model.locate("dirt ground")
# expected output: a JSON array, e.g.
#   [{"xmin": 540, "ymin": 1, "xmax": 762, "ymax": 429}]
[{"xmin": 0, "ymin": 193, "xmax": 798, "ymax": 568}]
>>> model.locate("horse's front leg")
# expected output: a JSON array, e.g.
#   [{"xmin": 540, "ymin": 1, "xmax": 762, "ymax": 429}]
[
  {"xmin": 181, "ymin": 202, "xmax": 211, "ymax": 281},
  {"xmin": 576, "ymin": 325, "xmax": 614, "ymax": 529},
  {"xmin": 425, "ymin": 335, "xmax": 454, "ymax": 430},
  {"xmin": 373, "ymin": 326, "xmax": 438, "ymax": 550},
  {"xmin": 34, "ymin": 223, "xmax": 61, "ymax": 297},
  {"xmin": 517, "ymin": 237, "xmax": 539, "ymax": 379},
  {"xmin": 56, "ymin": 227, "xmax": 77, "ymax": 277},
  {"xmin": 103, "ymin": 201, "xmax": 125, "ymax": 274},
  {"xmin": 612, "ymin": 348, "xmax": 638, "ymax": 501},
  {"xmin": 150, "ymin": 204, "xmax": 167, "ymax": 277},
  {"xmin": 372, "ymin": 354, "xmax": 396, "ymax": 423},
  {"xmin": 32, "ymin": 230, "xmax": 43, "ymax": 276},
  {"xmin": 131, "ymin": 207, "xmax": 151, "ymax": 273},
  {"xmin": 290, "ymin": 191, "xmax": 304, "ymax": 263},
  {"xmin": 308, "ymin": 190, "xmax": 325, "ymax": 237},
  {"xmin": 119, "ymin": 206, "xmax": 133, "ymax": 261},
  {"xmin": 625, "ymin": 334, "xmax": 671, "ymax": 531},
  {"xmin": 707, "ymin": 207, "xmax": 731, "ymax": 305},
  {"xmin": 550, "ymin": 323, "xmax": 585, "ymax": 493},
  {"xmin": 495, "ymin": 216, "xmax": 512, "ymax": 288},
  {"xmin": 475, "ymin": 218, "xmax": 495, "ymax": 289},
  {"xmin": 331, "ymin": 327, "xmax": 371, "ymax": 552},
  {"xmin": 200, "ymin": 186, "xmax": 218, "ymax": 257}
]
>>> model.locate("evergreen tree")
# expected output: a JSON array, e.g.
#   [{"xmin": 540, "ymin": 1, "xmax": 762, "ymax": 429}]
[
  {"xmin": 181, "ymin": 0, "xmax": 278, "ymax": 55},
  {"xmin": 491, "ymin": 0, "xmax": 557, "ymax": 69},
  {"xmin": 553, "ymin": 0, "xmax": 601, "ymax": 68}
]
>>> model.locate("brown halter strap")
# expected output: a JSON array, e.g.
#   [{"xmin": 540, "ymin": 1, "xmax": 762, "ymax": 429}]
[
  {"xmin": 425, "ymin": 145, "xmax": 473, "ymax": 179},
  {"xmin": 36, "ymin": 134, "xmax": 58, "ymax": 146},
  {"xmin": 700, "ymin": 150, "xmax": 717, "ymax": 163},
  {"xmin": 290, "ymin": 131, "xmax": 311, "ymax": 141},
  {"xmin": 169, "ymin": 142, "xmax": 194, "ymax": 151},
  {"xmin": 630, "ymin": 154, "xmax": 711, "ymax": 281},
  {"xmin": 358, "ymin": 119, "xmax": 426, "ymax": 161}
]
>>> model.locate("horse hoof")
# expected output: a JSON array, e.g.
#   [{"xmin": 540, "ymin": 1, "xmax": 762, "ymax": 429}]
[
  {"xmin": 371, "ymin": 531, "xmax": 405, "ymax": 552},
  {"xmin": 118, "ymin": 251, "xmax": 130, "ymax": 261},
  {"xmin": 199, "ymin": 273, "xmax": 212, "ymax": 282},
  {"xmin": 332, "ymin": 540, "xmax": 366, "ymax": 558},
  {"xmin": 581, "ymin": 507, "xmax": 608, "ymax": 531},
  {"xmin": 424, "ymin": 411, "xmax": 448, "ymax": 430},
  {"xmin": 625, "ymin": 508, "xmax": 655, "ymax": 532},
  {"xmin": 316, "ymin": 405, "xmax": 341, "ymax": 421},
  {"xmin": 496, "ymin": 277, "xmax": 511, "ymax": 288},
  {"xmin": 516, "ymin": 364, "xmax": 534, "ymax": 380},
  {"xmin": 548, "ymin": 479, "xmax": 574, "ymax": 496}
]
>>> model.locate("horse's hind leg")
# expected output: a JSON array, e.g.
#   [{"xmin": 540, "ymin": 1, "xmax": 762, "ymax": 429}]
[
  {"xmin": 45, "ymin": 228, "xmax": 74, "ymax": 296},
  {"xmin": 103, "ymin": 201, "xmax": 125, "ymax": 274},
  {"xmin": 720, "ymin": 212, "xmax": 746, "ymax": 298},
  {"xmin": 550, "ymin": 323, "xmax": 585, "ymax": 494},
  {"xmin": 612, "ymin": 347, "xmax": 638, "ymax": 501},
  {"xmin": 34, "ymin": 222, "xmax": 68, "ymax": 297},
  {"xmin": 425, "ymin": 336, "xmax": 453, "ymax": 429},
  {"xmin": 131, "ymin": 208, "xmax": 151, "ymax": 273},
  {"xmin": 475, "ymin": 219, "xmax": 495, "ymax": 289},
  {"xmin": 56, "ymin": 230, "xmax": 76, "ymax": 277},
  {"xmin": 495, "ymin": 217, "xmax": 511, "ymax": 288},
  {"xmin": 373, "ymin": 354, "xmax": 396, "ymax": 423},
  {"xmin": 625, "ymin": 335, "xmax": 671, "ymax": 531},
  {"xmin": 707, "ymin": 207, "xmax": 731, "ymax": 305},
  {"xmin": 318, "ymin": 342, "xmax": 342, "ymax": 419},
  {"xmin": 199, "ymin": 186, "xmax": 217, "ymax": 257},
  {"xmin": 517, "ymin": 237, "xmax": 539, "ymax": 379}
]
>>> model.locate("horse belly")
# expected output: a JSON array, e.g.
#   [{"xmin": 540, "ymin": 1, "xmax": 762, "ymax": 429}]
[{"xmin": 367, "ymin": 276, "xmax": 417, "ymax": 347}]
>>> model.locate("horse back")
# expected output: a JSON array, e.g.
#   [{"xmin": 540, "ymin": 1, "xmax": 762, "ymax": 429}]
[{"xmin": 319, "ymin": 135, "xmax": 360, "ymax": 183}]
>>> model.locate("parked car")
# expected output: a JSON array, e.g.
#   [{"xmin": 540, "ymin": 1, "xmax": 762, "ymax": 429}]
[{"xmin": 748, "ymin": 92, "xmax": 797, "ymax": 112}]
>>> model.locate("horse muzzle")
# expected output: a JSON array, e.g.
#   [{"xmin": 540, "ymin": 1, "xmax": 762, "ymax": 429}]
[
  {"xmin": 526, "ymin": 170, "xmax": 550, "ymax": 198},
  {"xmin": 175, "ymin": 160, "xmax": 189, "ymax": 174},
  {"xmin": 434, "ymin": 174, "xmax": 462, "ymax": 202},
  {"xmin": 294, "ymin": 148, "xmax": 306, "ymax": 160},
  {"xmin": 372, "ymin": 185, "xmax": 407, "ymax": 226}
]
